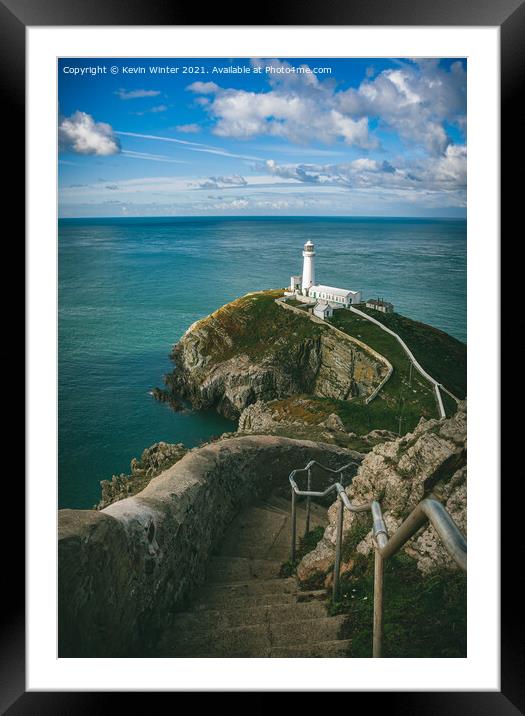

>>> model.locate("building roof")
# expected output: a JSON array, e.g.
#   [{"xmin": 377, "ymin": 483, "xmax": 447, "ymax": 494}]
[
  {"xmin": 314, "ymin": 300, "xmax": 331, "ymax": 310},
  {"xmin": 311, "ymin": 284, "xmax": 360, "ymax": 298},
  {"xmin": 366, "ymin": 298, "xmax": 393, "ymax": 307}
]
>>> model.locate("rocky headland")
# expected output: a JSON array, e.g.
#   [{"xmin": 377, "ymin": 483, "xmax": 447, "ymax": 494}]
[{"xmin": 156, "ymin": 290, "xmax": 387, "ymax": 420}]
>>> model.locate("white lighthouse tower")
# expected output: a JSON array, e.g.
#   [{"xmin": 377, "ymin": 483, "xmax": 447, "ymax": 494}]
[{"xmin": 301, "ymin": 240, "xmax": 315, "ymax": 294}]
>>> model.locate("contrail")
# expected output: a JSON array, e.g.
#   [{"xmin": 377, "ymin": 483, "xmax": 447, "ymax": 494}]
[{"xmin": 115, "ymin": 131, "xmax": 262, "ymax": 162}]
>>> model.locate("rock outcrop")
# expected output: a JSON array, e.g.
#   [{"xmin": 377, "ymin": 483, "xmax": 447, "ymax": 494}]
[
  {"xmin": 238, "ymin": 398, "xmax": 398, "ymax": 448},
  {"xmin": 297, "ymin": 401, "xmax": 467, "ymax": 583},
  {"xmin": 159, "ymin": 292, "xmax": 386, "ymax": 419},
  {"xmin": 97, "ymin": 441, "xmax": 187, "ymax": 509}
]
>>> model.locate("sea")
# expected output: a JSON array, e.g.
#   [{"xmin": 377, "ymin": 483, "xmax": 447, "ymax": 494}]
[{"xmin": 58, "ymin": 216, "xmax": 466, "ymax": 509}]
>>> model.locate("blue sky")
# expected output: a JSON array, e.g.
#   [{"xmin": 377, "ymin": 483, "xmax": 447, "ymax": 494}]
[{"xmin": 58, "ymin": 57, "xmax": 466, "ymax": 218}]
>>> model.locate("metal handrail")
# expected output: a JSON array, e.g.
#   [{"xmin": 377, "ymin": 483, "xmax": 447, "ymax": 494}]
[
  {"xmin": 288, "ymin": 460, "xmax": 359, "ymax": 556},
  {"xmin": 288, "ymin": 461, "xmax": 467, "ymax": 658}
]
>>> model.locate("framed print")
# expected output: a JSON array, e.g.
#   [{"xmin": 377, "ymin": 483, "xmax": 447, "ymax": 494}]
[{"xmin": 5, "ymin": 0, "xmax": 519, "ymax": 709}]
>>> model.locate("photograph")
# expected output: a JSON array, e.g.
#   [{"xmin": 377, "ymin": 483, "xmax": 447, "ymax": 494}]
[{"xmin": 57, "ymin": 55, "xmax": 468, "ymax": 659}]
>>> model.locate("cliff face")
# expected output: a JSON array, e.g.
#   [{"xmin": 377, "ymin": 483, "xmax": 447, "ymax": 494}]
[
  {"xmin": 161, "ymin": 292, "xmax": 386, "ymax": 419},
  {"xmin": 297, "ymin": 401, "xmax": 467, "ymax": 582}
]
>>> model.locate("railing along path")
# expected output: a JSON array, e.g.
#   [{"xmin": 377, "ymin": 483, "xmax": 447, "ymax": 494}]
[{"xmin": 289, "ymin": 460, "xmax": 467, "ymax": 657}]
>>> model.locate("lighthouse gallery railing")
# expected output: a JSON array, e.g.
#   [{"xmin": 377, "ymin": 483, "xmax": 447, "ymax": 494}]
[{"xmin": 288, "ymin": 460, "xmax": 467, "ymax": 658}]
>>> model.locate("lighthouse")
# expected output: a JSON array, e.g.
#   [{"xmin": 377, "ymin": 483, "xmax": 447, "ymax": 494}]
[{"xmin": 302, "ymin": 240, "xmax": 315, "ymax": 293}]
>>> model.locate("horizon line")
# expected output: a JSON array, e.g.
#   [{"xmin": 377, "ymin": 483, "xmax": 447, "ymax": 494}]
[{"xmin": 58, "ymin": 214, "xmax": 466, "ymax": 221}]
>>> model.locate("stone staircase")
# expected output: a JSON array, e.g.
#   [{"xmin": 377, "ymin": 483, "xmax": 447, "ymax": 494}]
[{"xmin": 158, "ymin": 494, "xmax": 351, "ymax": 657}]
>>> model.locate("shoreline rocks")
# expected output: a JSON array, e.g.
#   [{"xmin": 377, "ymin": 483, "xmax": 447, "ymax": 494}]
[{"xmin": 97, "ymin": 441, "xmax": 188, "ymax": 510}]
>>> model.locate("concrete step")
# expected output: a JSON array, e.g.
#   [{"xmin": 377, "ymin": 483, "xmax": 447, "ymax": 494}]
[
  {"xmin": 218, "ymin": 543, "xmax": 291, "ymax": 560},
  {"xmin": 270, "ymin": 639, "xmax": 352, "ymax": 658},
  {"xmin": 270, "ymin": 615, "xmax": 348, "ymax": 646},
  {"xmin": 161, "ymin": 615, "xmax": 348, "ymax": 657},
  {"xmin": 207, "ymin": 557, "xmax": 283, "ymax": 583},
  {"xmin": 193, "ymin": 588, "xmax": 327, "ymax": 612},
  {"xmin": 196, "ymin": 577, "xmax": 298, "ymax": 602},
  {"xmin": 260, "ymin": 499, "xmax": 327, "ymax": 528},
  {"xmin": 227, "ymin": 506, "xmax": 287, "ymax": 531},
  {"xmin": 171, "ymin": 600, "xmax": 328, "ymax": 631},
  {"xmin": 263, "ymin": 495, "xmax": 327, "ymax": 516}
]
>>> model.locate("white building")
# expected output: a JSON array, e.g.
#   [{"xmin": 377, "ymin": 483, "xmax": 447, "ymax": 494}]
[
  {"xmin": 309, "ymin": 285, "xmax": 361, "ymax": 307},
  {"xmin": 301, "ymin": 240, "xmax": 315, "ymax": 291},
  {"xmin": 289, "ymin": 240, "xmax": 362, "ymax": 308},
  {"xmin": 290, "ymin": 275, "xmax": 302, "ymax": 292},
  {"xmin": 313, "ymin": 301, "xmax": 333, "ymax": 319},
  {"xmin": 365, "ymin": 298, "xmax": 394, "ymax": 313}
]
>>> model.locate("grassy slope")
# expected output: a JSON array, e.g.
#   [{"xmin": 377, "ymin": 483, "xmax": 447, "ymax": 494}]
[
  {"xmin": 195, "ymin": 290, "xmax": 323, "ymax": 367},
  {"xmin": 328, "ymin": 521, "xmax": 466, "ymax": 657},
  {"xmin": 328, "ymin": 309, "xmax": 440, "ymax": 432},
  {"xmin": 358, "ymin": 306, "xmax": 467, "ymax": 398}
]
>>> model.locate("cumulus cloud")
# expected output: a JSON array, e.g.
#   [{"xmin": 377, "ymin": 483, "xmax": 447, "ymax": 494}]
[
  {"xmin": 187, "ymin": 58, "xmax": 465, "ymax": 156},
  {"xmin": 115, "ymin": 88, "xmax": 161, "ymax": 99},
  {"xmin": 187, "ymin": 60, "xmax": 375, "ymax": 149},
  {"xmin": 259, "ymin": 145, "xmax": 466, "ymax": 197},
  {"xmin": 337, "ymin": 60, "xmax": 466, "ymax": 155},
  {"xmin": 58, "ymin": 111, "xmax": 121, "ymax": 155}
]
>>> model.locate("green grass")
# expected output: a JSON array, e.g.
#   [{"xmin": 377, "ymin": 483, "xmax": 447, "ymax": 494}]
[
  {"xmin": 358, "ymin": 306, "xmax": 467, "ymax": 398},
  {"xmin": 328, "ymin": 310, "xmax": 440, "ymax": 431},
  {"xmin": 330, "ymin": 550, "xmax": 467, "ymax": 658},
  {"xmin": 193, "ymin": 290, "xmax": 324, "ymax": 369}
]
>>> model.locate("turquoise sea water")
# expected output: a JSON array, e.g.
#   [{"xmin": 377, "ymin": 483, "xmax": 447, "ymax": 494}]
[{"xmin": 58, "ymin": 216, "xmax": 466, "ymax": 509}]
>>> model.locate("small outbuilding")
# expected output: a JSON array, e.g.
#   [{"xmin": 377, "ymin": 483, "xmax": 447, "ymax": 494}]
[
  {"xmin": 365, "ymin": 298, "xmax": 394, "ymax": 313},
  {"xmin": 313, "ymin": 301, "xmax": 333, "ymax": 320}
]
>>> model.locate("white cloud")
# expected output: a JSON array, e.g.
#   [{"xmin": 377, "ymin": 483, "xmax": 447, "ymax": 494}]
[
  {"xmin": 193, "ymin": 175, "xmax": 248, "ymax": 190},
  {"xmin": 187, "ymin": 58, "xmax": 465, "ymax": 156},
  {"xmin": 337, "ymin": 60, "xmax": 466, "ymax": 156},
  {"xmin": 187, "ymin": 81, "xmax": 220, "ymax": 94},
  {"xmin": 258, "ymin": 145, "xmax": 466, "ymax": 199},
  {"xmin": 175, "ymin": 123, "xmax": 201, "ymax": 133},
  {"xmin": 115, "ymin": 88, "xmax": 161, "ymax": 100},
  {"xmin": 187, "ymin": 60, "xmax": 375, "ymax": 149},
  {"xmin": 59, "ymin": 111, "xmax": 121, "ymax": 156}
]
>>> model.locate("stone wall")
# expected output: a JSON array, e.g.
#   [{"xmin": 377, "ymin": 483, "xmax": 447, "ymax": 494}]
[
  {"xmin": 276, "ymin": 298, "xmax": 393, "ymax": 402},
  {"xmin": 58, "ymin": 436, "xmax": 358, "ymax": 657}
]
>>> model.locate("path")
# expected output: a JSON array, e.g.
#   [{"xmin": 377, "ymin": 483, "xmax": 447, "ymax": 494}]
[
  {"xmin": 349, "ymin": 306, "xmax": 460, "ymax": 418},
  {"xmin": 158, "ymin": 494, "xmax": 350, "ymax": 657},
  {"xmin": 276, "ymin": 296, "xmax": 457, "ymax": 419}
]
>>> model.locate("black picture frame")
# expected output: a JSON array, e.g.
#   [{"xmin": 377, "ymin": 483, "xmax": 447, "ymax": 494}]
[{"xmin": 5, "ymin": 0, "xmax": 517, "ymax": 711}]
